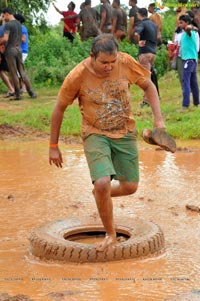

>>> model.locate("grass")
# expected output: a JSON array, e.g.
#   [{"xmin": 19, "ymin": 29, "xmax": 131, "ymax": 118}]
[
  {"xmin": 130, "ymin": 70, "xmax": 200, "ymax": 140},
  {"xmin": 0, "ymin": 70, "xmax": 199, "ymax": 140}
]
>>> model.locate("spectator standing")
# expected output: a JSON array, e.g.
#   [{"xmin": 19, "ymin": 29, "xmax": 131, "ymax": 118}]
[
  {"xmin": 173, "ymin": 26, "xmax": 184, "ymax": 84},
  {"xmin": 14, "ymin": 14, "xmax": 28, "ymax": 62},
  {"xmin": 111, "ymin": 0, "xmax": 127, "ymax": 41},
  {"xmin": 148, "ymin": 2, "xmax": 162, "ymax": 45},
  {"xmin": 127, "ymin": 0, "xmax": 140, "ymax": 42},
  {"xmin": 178, "ymin": 14, "xmax": 199, "ymax": 110},
  {"xmin": 52, "ymin": 1, "xmax": 78, "ymax": 43},
  {"xmin": 99, "ymin": 0, "xmax": 112, "ymax": 33},
  {"xmin": 78, "ymin": 0, "xmax": 100, "ymax": 41},
  {"xmin": 174, "ymin": 11, "xmax": 200, "ymax": 86},
  {"xmin": 0, "ymin": 7, "xmax": 36, "ymax": 100},
  {"xmin": 191, "ymin": 2, "xmax": 200, "ymax": 29},
  {"xmin": 134, "ymin": 8, "xmax": 158, "ymax": 107},
  {"xmin": 187, "ymin": 10, "xmax": 199, "ymax": 30},
  {"xmin": 0, "ymin": 14, "xmax": 14, "ymax": 97},
  {"xmin": 14, "ymin": 13, "xmax": 28, "ymax": 93},
  {"xmin": 175, "ymin": 4, "xmax": 187, "ymax": 29}
]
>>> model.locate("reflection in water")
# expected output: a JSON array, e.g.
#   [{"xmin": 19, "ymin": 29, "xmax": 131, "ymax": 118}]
[{"xmin": 0, "ymin": 141, "xmax": 200, "ymax": 301}]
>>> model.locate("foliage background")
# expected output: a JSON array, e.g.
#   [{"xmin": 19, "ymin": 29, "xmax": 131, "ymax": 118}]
[
  {"xmin": 0, "ymin": 0, "xmax": 52, "ymax": 33},
  {"xmin": 0, "ymin": 7, "xmax": 199, "ymax": 140},
  {"xmin": 0, "ymin": 3, "xmax": 178, "ymax": 88},
  {"xmin": 24, "ymin": 10, "xmax": 176, "ymax": 88}
]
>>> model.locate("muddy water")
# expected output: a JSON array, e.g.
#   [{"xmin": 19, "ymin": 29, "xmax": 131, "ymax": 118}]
[{"xmin": 0, "ymin": 140, "xmax": 200, "ymax": 301}]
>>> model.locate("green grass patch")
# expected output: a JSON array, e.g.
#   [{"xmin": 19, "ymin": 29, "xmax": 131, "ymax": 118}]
[{"xmin": 0, "ymin": 70, "xmax": 199, "ymax": 140}]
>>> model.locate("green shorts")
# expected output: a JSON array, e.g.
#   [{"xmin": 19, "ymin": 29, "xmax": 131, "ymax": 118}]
[{"xmin": 83, "ymin": 132, "xmax": 139, "ymax": 183}]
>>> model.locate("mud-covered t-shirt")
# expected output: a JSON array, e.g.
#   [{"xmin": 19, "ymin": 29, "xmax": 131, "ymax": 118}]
[
  {"xmin": 129, "ymin": 6, "xmax": 140, "ymax": 27},
  {"xmin": 100, "ymin": 2, "xmax": 112, "ymax": 26},
  {"xmin": 112, "ymin": 8, "xmax": 127, "ymax": 32},
  {"xmin": 58, "ymin": 52, "xmax": 150, "ymax": 139},
  {"xmin": 4, "ymin": 20, "xmax": 22, "ymax": 53},
  {"xmin": 79, "ymin": 7, "xmax": 99, "ymax": 35}
]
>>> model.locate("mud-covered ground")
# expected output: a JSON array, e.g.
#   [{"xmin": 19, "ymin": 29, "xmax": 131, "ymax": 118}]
[{"xmin": 0, "ymin": 124, "xmax": 82, "ymax": 144}]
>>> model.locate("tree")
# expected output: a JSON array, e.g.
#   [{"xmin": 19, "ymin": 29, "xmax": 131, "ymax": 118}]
[
  {"xmin": 161, "ymin": 0, "xmax": 189, "ymax": 7},
  {"xmin": 0, "ymin": 0, "xmax": 53, "ymax": 33}
]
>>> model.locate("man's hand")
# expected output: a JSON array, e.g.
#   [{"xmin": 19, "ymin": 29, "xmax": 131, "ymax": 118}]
[
  {"xmin": 49, "ymin": 147, "xmax": 63, "ymax": 168},
  {"xmin": 153, "ymin": 120, "xmax": 166, "ymax": 130},
  {"xmin": 138, "ymin": 40, "xmax": 146, "ymax": 47},
  {"xmin": 142, "ymin": 128, "xmax": 176, "ymax": 153}
]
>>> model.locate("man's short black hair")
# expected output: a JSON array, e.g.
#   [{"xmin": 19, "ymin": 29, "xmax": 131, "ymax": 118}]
[
  {"xmin": 85, "ymin": 0, "xmax": 91, "ymax": 5},
  {"xmin": 2, "ymin": 7, "xmax": 13, "ymax": 15},
  {"xmin": 91, "ymin": 33, "xmax": 119, "ymax": 58},
  {"xmin": 113, "ymin": 0, "xmax": 120, "ymax": 5},
  {"xmin": 138, "ymin": 8, "xmax": 148, "ymax": 17},
  {"xmin": 69, "ymin": 1, "xmax": 75, "ymax": 10},
  {"xmin": 149, "ymin": 2, "xmax": 156, "ymax": 8},
  {"xmin": 14, "ymin": 13, "xmax": 25, "ymax": 23},
  {"xmin": 186, "ymin": 10, "xmax": 194, "ymax": 19},
  {"xmin": 179, "ymin": 14, "xmax": 191, "ymax": 24}
]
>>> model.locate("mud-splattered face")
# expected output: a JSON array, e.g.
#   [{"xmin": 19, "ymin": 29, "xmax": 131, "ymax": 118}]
[{"xmin": 91, "ymin": 51, "xmax": 118, "ymax": 77}]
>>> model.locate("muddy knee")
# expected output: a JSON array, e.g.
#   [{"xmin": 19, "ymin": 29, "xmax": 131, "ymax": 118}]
[
  {"xmin": 121, "ymin": 182, "xmax": 138, "ymax": 195},
  {"xmin": 94, "ymin": 176, "xmax": 111, "ymax": 195}
]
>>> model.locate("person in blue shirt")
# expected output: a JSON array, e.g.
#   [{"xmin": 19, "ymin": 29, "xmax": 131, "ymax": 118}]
[
  {"xmin": 14, "ymin": 13, "xmax": 29, "ymax": 93},
  {"xmin": 178, "ymin": 14, "xmax": 199, "ymax": 110}
]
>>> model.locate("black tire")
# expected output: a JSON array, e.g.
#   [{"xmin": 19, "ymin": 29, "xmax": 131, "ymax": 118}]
[{"xmin": 29, "ymin": 217, "xmax": 165, "ymax": 263}]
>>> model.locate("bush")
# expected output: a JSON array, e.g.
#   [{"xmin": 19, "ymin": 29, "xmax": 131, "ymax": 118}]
[
  {"xmin": 26, "ymin": 28, "xmax": 88, "ymax": 86},
  {"xmin": 25, "ymin": 18, "xmax": 174, "ymax": 87}
]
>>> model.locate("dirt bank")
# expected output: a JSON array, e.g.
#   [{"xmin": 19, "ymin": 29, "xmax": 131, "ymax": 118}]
[{"xmin": 0, "ymin": 124, "xmax": 82, "ymax": 144}]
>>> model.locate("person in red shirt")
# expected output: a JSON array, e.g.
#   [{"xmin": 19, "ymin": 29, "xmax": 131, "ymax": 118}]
[{"xmin": 52, "ymin": 1, "xmax": 78, "ymax": 43}]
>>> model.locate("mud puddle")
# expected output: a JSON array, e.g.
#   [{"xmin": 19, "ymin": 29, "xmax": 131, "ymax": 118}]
[{"xmin": 0, "ymin": 140, "xmax": 200, "ymax": 301}]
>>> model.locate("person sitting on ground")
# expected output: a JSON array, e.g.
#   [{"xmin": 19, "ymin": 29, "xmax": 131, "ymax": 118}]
[{"xmin": 49, "ymin": 33, "xmax": 166, "ymax": 252}]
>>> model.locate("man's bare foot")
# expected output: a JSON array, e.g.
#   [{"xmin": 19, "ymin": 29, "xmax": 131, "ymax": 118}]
[{"xmin": 95, "ymin": 234, "xmax": 117, "ymax": 252}]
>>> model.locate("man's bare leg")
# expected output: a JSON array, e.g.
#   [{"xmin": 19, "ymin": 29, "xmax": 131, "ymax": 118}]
[
  {"xmin": 93, "ymin": 177, "xmax": 138, "ymax": 251},
  {"xmin": 110, "ymin": 180, "xmax": 138, "ymax": 197},
  {"xmin": 0, "ymin": 70, "xmax": 14, "ymax": 93},
  {"xmin": 93, "ymin": 176, "xmax": 117, "ymax": 251}
]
